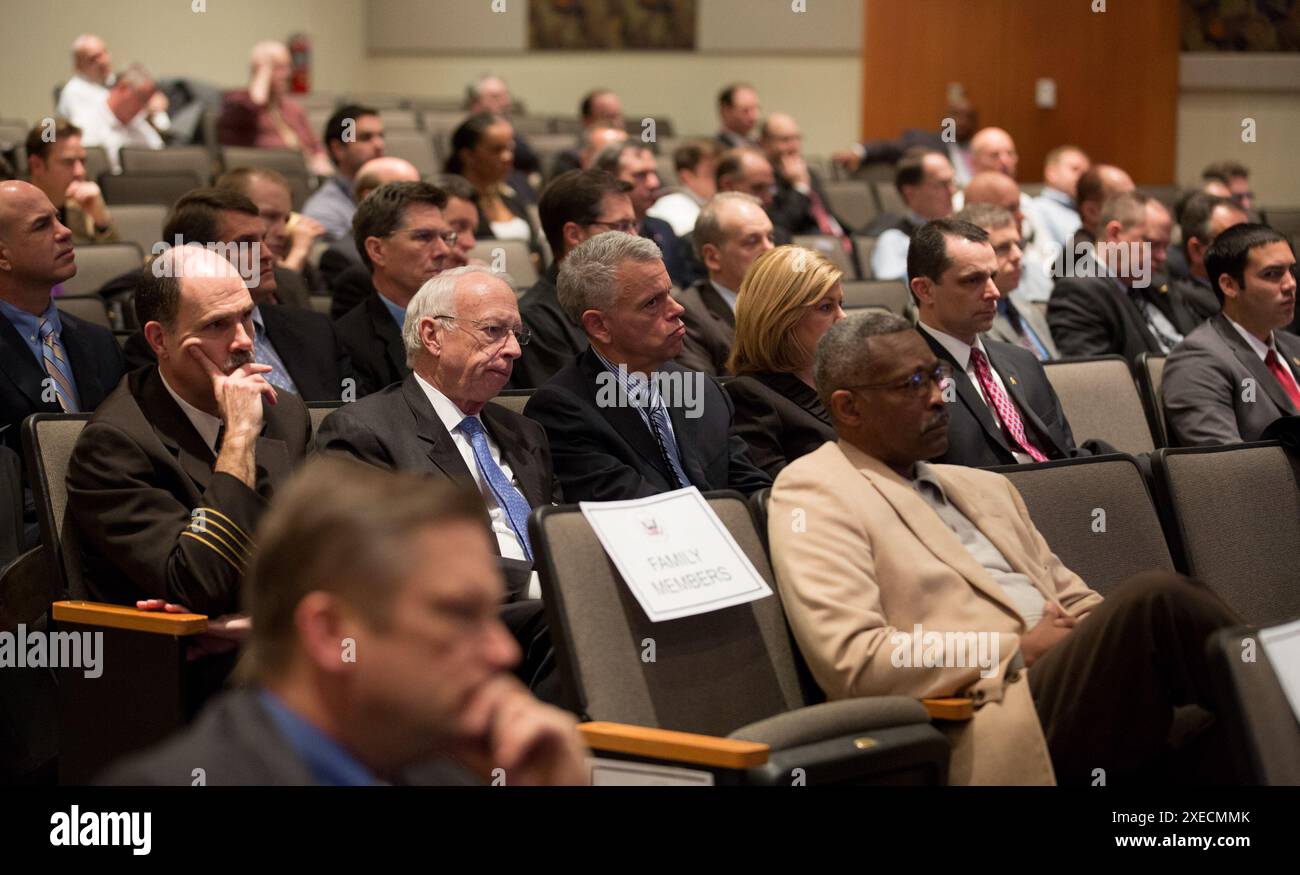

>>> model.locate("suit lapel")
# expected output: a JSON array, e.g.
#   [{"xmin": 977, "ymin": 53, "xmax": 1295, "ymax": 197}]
[
  {"xmin": 696, "ymin": 282, "xmax": 737, "ymax": 330},
  {"xmin": 922, "ymin": 332, "xmax": 1014, "ymax": 456},
  {"xmin": 482, "ymin": 404, "xmax": 547, "ymax": 508},
  {"xmin": 401, "ymin": 376, "xmax": 476, "ymax": 482},
  {"xmin": 981, "ymin": 342, "xmax": 1064, "ymax": 457},
  {"xmin": 581, "ymin": 350, "xmax": 680, "ymax": 484},
  {"xmin": 762, "ymin": 371, "xmax": 831, "ymax": 426},
  {"xmin": 368, "ymin": 294, "xmax": 407, "ymax": 382},
  {"xmin": 0, "ymin": 316, "xmax": 51, "ymax": 410},
  {"xmin": 844, "ymin": 444, "xmax": 1023, "ymax": 621},
  {"xmin": 666, "ymin": 391, "xmax": 709, "ymax": 487},
  {"xmin": 136, "ymin": 369, "xmax": 217, "ymax": 491},
  {"xmin": 59, "ymin": 316, "xmax": 104, "ymax": 409},
  {"xmin": 260, "ymin": 307, "xmax": 312, "ymax": 392},
  {"xmin": 1113, "ymin": 281, "xmax": 1163, "ymax": 353},
  {"xmin": 1213, "ymin": 315, "xmax": 1297, "ymax": 415}
]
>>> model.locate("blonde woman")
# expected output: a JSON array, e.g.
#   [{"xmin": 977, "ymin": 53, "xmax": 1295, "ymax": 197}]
[{"xmin": 725, "ymin": 246, "xmax": 846, "ymax": 478}]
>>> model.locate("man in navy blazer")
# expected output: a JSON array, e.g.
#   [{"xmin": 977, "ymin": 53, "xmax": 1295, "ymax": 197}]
[
  {"xmin": 0, "ymin": 181, "xmax": 124, "ymax": 546},
  {"xmin": 525, "ymin": 233, "xmax": 770, "ymax": 501}
]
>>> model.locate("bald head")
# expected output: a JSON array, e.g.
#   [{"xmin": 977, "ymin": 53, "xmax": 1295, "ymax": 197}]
[
  {"xmin": 1077, "ymin": 164, "xmax": 1135, "ymax": 237},
  {"xmin": 964, "ymin": 171, "xmax": 1022, "ymax": 225},
  {"xmin": 71, "ymin": 34, "xmax": 112, "ymax": 83},
  {"xmin": 0, "ymin": 180, "xmax": 77, "ymax": 303},
  {"xmin": 970, "ymin": 127, "xmax": 1018, "ymax": 177},
  {"xmin": 354, "ymin": 157, "xmax": 421, "ymax": 202},
  {"xmin": 581, "ymin": 126, "xmax": 628, "ymax": 169}
]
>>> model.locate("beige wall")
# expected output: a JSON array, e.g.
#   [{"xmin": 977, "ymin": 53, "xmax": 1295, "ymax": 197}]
[
  {"xmin": 0, "ymin": 0, "xmax": 366, "ymax": 130},
  {"xmin": 1177, "ymin": 92, "xmax": 1300, "ymax": 206}
]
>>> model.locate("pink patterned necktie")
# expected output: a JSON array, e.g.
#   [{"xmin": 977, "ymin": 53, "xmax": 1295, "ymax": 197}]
[{"xmin": 968, "ymin": 347, "xmax": 1047, "ymax": 462}]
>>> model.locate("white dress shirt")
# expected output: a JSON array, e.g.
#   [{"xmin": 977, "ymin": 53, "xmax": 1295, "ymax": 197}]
[
  {"xmin": 413, "ymin": 373, "xmax": 539, "ymax": 598},
  {"xmin": 160, "ymin": 370, "xmax": 223, "ymax": 456},
  {"xmin": 870, "ymin": 210, "xmax": 928, "ymax": 282},
  {"xmin": 647, "ymin": 189, "xmax": 705, "ymax": 237},
  {"xmin": 1226, "ymin": 315, "xmax": 1298, "ymax": 385},
  {"xmin": 919, "ymin": 321, "xmax": 1035, "ymax": 464},
  {"xmin": 77, "ymin": 96, "xmax": 164, "ymax": 173}
]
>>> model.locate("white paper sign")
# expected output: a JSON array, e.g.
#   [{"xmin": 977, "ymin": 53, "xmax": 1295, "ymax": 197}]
[
  {"xmin": 579, "ymin": 486, "xmax": 773, "ymax": 622},
  {"xmin": 1259, "ymin": 619, "xmax": 1300, "ymax": 725}
]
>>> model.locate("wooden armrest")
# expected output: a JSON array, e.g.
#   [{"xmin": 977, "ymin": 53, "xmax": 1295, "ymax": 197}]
[
  {"xmin": 922, "ymin": 697, "xmax": 974, "ymax": 721},
  {"xmin": 579, "ymin": 722, "xmax": 769, "ymax": 770},
  {"xmin": 52, "ymin": 601, "xmax": 208, "ymax": 635}
]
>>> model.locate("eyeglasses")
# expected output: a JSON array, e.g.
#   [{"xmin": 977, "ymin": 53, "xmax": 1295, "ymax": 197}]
[
  {"xmin": 387, "ymin": 228, "xmax": 458, "ymax": 247},
  {"xmin": 587, "ymin": 219, "xmax": 639, "ymax": 234},
  {"xmin": 433, "ymin": 315, "xmax": 532, "ymax": 347},
  {"xmin": 844, "ymin": 362, "xmax": 953, "ymax": 398}
]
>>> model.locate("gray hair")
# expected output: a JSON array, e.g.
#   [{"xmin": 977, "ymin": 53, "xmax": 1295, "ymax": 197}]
[
  {"xmin": 813, "ymin": 310, "xmax": 913, "ymax": 412},
  {"xmin": 402, "ymin": 265, "xmax": 512, "ymax": 366},
  {"xmin": 693, "ymin": 191, "xmax": 763, "ymax": 260},
  {"xmin": 557, "ymin": 233, "xmax": 663, "ymax": 325},
  {"xmin": 953, "ymin": 203, "xmax": 1016, "ymax": 234}
]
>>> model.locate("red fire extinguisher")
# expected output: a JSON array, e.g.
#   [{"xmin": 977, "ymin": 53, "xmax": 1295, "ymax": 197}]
[{"xmin": 288, "ymin": 33, "xmax": 311, "ymax": 94}]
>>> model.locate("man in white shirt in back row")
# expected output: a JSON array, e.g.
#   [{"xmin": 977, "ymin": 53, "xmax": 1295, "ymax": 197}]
[
  {"xmin": 72, "ymin": 63, "xmax": 166, "ymax": 173},
  {"xmin": 58, "ymin": 35, "xmax": 169, "ymax": 150}
]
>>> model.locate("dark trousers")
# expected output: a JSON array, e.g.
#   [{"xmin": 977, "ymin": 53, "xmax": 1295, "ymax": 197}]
[
  {"xmin": 1028, "ymin": 571, "xmax": 1241, "ymax": 785},
  {"xmin": 499, "ymin": 599, "xmax": 560, "ymax": 705}
]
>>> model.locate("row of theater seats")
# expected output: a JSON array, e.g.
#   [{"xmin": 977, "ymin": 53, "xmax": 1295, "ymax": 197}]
[{"xmin": 5, "ymin": 410, "xmax": 1296, "ymax": 784}]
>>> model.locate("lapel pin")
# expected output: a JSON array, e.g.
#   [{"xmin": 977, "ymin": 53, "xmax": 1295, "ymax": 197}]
[{"xmin": 1009, "ymin": 375, "xmax": 1018, "ymax": 385}]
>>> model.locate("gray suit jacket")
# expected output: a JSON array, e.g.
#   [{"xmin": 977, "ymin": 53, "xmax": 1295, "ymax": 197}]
[
  {"xmin": 987, "ymin": 293, "xmax": 1058, "ymax": 360},
  {"xmin": 100, "ymin": 687, "xmax": 478, "ymax": 785},
  {"xmin": 1163, "ymin": 313, "xmax": 1300, "ymax": 446}
]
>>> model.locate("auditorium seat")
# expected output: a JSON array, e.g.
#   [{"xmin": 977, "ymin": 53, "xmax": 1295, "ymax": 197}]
[
  {"xmin": 840, "ymin": 279, "xmax": 908, "ymax": 316},
  {"xmin": 82, "ymin": 145, "xmax": 111, "ymax": 183},
  {"xmin": 382, "ymin": 130, "xmax": 439, "ymax": 178},
  {"xmin": 307, "ymin": 402, "xmax": 342, "ymax": 440},
  {"xmin": 55, "ymin": 295, "xmax": 112, "ymax": 329},
  {"xmin": 852, "ymin": 235, "xmax": 877, "ymax": 279},
  {"xmin": 792, "ymin": 234, "xmax": 855, "ymax": 278},
  {"xmin": 1206, "ymin": 625, "xmax": 1300, "ymax": 785},
  {"xmin": 988, "ymin": 454, "xmax": 1175, "ymax": 595},
  {"xmin": 1151, "ymin": 442, "xmax": 1300, "ymax": 625},
  {"xmin": 1042, "ymin": 356, "xmax": 1155, "ymax": 454},
  {"xmin": 98, "ymin": 171, "xmax": 202, "ymax": 207},
  {"xmin": 530, "ymin": 492, "xmax": 955, "ymax": 785},
  {"xmin": 491, "ymin": 390, "xmax": 532, "ymax": 416},
  {"xmin": 106, "ymin": 203, "xmax": 168, "ymax": 256},
  {"xmin": 1261, "ymin": 207, "xmax": 1300, "ymax": 243},
  {"xmin": 220, "ymin": 146, "xmax": 309, "ymax": 180},
  {"xmin": 871, "ymin": 179, "xmax": 905, "ymax": 215},
  {"xmin": 22, "ymin": 413, "xmax": 208, "ymax": 784},
  {"xmin": 1135, "ymin": 353, "xmax": 1168, "ymax": 448},
  {"xmin": 62, "ymin": 242, "xmax": 142, "ymax": 295},
  {"xmin": 822, "ymin": 179, "xmax": 877, "ymax": 232},
  {"xmin": 0, "ymin": 445, "xmax": 21, "ymax": 570},
  {"xmin": 468, "ymin": 239, "xmax": 538, "ymax": 289},
  {"xmin": 119, "ymin": 146, "xmax": 214, "ymax": 184},
  {"xmin": 380, "ymin": 109, "xmax": 423, "ymax": 132}
]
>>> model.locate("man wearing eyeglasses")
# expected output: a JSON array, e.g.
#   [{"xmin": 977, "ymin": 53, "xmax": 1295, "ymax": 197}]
[
  {"xmin": 767, "ymin": 310, "xmax": 1241, "ymax": 784},
  {"xmin": 910, "ymin": 218, "xmax": 1087, "ymax": 468},
  {"xmin": 509, "ymin": 169, "xmax": 638, "ymax": 389},
  {"xmin": 316, "ymin": 265, "xmax": 559, "ymax": 694},
  {"xmin": 336, "ymin": 182, "xmax": 460, "ymax": 395}
]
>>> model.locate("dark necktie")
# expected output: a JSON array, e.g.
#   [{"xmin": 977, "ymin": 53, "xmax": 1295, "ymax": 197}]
[{"xmin": 969, "ymin": 347, "xmax": 1047, "ymax": 462}]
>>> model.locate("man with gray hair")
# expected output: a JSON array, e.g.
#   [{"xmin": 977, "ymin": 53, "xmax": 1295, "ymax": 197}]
[
  {"xmin": 676, "ymin": 191, "xmax": 776, "ymax": 375},
  {"xmin": 75, "ymin": 63, "xmax": 165, "ymax": 173},
  {"xmin": 769, "ymin": 310, "xmax": 1239, "ymax": 785},
  {"xmin": 524, "ymin": 233, "xmax": 770, "ymax": 500},
  {"xmin": 57, "ymin": 35, "xmax": 171, "ymax": 141},
  {"xmin": 316, "ymin": 266, "xmax": 559, "ymax": 691}
]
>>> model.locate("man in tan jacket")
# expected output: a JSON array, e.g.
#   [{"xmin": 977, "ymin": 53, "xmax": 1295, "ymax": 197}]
[{"xmin": 768, "ymin": 310, "xmax": 1238, "ymax": 785}]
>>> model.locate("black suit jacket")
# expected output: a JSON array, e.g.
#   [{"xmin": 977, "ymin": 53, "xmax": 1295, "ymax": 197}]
[
  {"xmin": 1047, "ymin": 276, "xmax": 1202, "ymax": 365},
  {"xmin": 314, "ymin": 374, "xmax": 561, "ymax": 598},
  {"xmin": 318, "ymin": 238, "xmax": 362, "ymax": 304},
  {"xmin": 509, "ymin": 265, "xmax": 587, "ymax": 390},
  {"xmin": 524, "ymin": 347, "xmax": 771, "ymax": 501},
  {"xmin": 329, "ymin": 262, "xmax": 375, "ymax": 323},
  {"xmin": 1172, "ymin": 274, "xmax": 1220, "ymax": 323},
  {"xmin": 100, "ymin": 687, "xmax": 478, "ymax": 786},
  {"xmin": 66, "ymin": 367, "xmax": 310, "ymax": 615},
  {"xmin": 675, "ymin": 280, "xmax": 736, "ymax": 377},
  {"xmin": 725, "ymin": 371, "xmax": 836, "ymax": 479},
  {"xmin": 641, "ymin": 216, "xmax": 694, "ymax": 289},
  {"xmin": 123, "ymin": 305, "xmax": 353, "ymax": 403},
  {"xmin": 335, "ymin": 291, "xmax": 407, "ymax": 395},
  {"xmin": 921, "ymin": 330, "xmax": 1080, "ymax": 469},
  {"xmin": 769, "ymin": 168, "xmax": 853, "ymax": 237},
  {"xmin": 1, "ymin": 309, "xmax": 124, "ymax": 539},
  {"xmin": 859, "ymin": 129, "xmax": 950, "ymax": 165}
]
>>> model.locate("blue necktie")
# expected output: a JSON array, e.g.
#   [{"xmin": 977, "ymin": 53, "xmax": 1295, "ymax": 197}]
[
  {"xmin": 254, "ymin": 320, "xmax": 298, "ymax": 393},
  {"xmin": 458, "ymin": 416, "xmax": 533, "ymax": 562},
  {"xmin": 38, "ymin": 317, "xmax": 79, "ymax": 412}
]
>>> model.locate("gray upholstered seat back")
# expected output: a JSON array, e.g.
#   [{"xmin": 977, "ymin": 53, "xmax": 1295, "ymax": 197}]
[{"xmin": 1044, "ymin": 356, "xmax": 1154, "ymax": 455}]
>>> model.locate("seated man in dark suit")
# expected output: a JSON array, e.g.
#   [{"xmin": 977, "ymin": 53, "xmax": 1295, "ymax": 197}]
[
  {"xmin": 102, "ymin": 455, "xmax": 587, "ymax": 786},
  {"xmin": 911, "ymin": 218, "xmax": 1089, "ymax": 468},
  {"xmin": 335, "ymin": 181, "xmax": 458, "ymax": 395},
  {"xmin": 676, "ymin": 192, "xmax": 776, "ymax": 376},
  {"xmin": 1172, "ymin": 192, "xmax": 1249, "ymax": 322},
  {"xmin": 508, "ymin": 169, "xmax": 634, "ymax": 389},
  {"xmin": 524, "ymin": 233, "xmax": 771, "ymax": 501},
  {"xmin": 67, "ymin": 244, "xmax": 310, "ymax": 616},
  {"xmin": 715, "ymin": 83, "xmax": 760, "ymax": 149},
  {"xmin": 550, "ymin": 89, "xmax": 624, "ymax": 178},
  {"xmin": 761, "ymin": 113, "xmax": 855, "ymax": 257},
  {"xmin": 316, "ymin": 266, "xmax": 559, "ymax": 689},
  {"xmin": 1164, "ymin": 224, "xmax": 1300, "ymax": 446},
  {"xmin": 0, "ymin": 180, "xmax": 124, "ymax": 547},
  {"xmin": 1048, "ymin": 191, "xmax": 1201, "ymax": 366},
  {"xmin": 865, "ymin": 149, "xmax": 956, "ymax": 281},
  {"xmin": 122, "ymin": 187, "xmax": 353, "ymax": 403},
  {"xmin": 320, "ymin": 157, "xmax": 422, "ymax": 311},
  {"xmin": 715, "ymin": 147, "xmax": 792, "ymax": 246},
  {"xmin": 833, "ymin": 94, "xmax": 978, "ymax": 187},
  {"xmin": 594, "ymin": 142, "xmax": 694, "ymax": 289}
]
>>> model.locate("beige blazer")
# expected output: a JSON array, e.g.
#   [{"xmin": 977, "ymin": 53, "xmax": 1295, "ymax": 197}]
[{"xmin": 768, "ymin": 440, "xmax": 1103, "ymax": 785}]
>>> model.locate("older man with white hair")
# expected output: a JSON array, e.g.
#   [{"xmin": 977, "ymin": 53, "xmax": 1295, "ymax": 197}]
[
  {"xmin": 57, "ymin": 34, "xmax": 170, "ymax": 135},
  {"xmin": 315, "ymin": 265, "xmax": 559, "ymax": 690}
]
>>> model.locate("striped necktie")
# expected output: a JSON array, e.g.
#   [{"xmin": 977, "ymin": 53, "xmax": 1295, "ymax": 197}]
[
  {"xmin": 38, "ymin": 317, "xmax": 78, "ymax": 412},
  {"xmin": 458, "ymin": 416, "xmax": 534, "ymax": 562}
]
